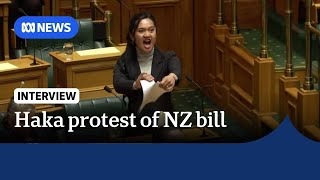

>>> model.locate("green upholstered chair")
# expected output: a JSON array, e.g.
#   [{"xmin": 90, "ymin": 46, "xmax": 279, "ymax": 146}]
[{"xmin": 63, "ymin": 96, "xmax": 127, "ymax": 142}]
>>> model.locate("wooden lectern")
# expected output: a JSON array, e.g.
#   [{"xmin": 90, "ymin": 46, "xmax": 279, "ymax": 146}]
[
  {"xmin": 0, "ymin": 55, "xmax": 50, "ymax": 111},
  {"xmin": 50, "ymin": 46, "xmax": 126, "ymax": 100}
]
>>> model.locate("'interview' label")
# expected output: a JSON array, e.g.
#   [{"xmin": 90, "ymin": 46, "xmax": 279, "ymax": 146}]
[{"xmin": 14, "ymin": 88, "xmax": 80, "ymax": 104}]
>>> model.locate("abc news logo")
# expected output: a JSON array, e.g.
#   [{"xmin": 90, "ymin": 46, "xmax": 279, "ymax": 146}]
[
  {"xmin": 14, "ymin": 16, "xmax": 78, "ymax": 39},
  {"xmin": 21, "ymin": 22, "xmax": 71, "ymax": 33}
]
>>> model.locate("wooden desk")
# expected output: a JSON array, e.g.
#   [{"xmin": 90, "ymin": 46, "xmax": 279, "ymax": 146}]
[
  {"xmin": 50, "ymin": 46, "xmax": 125, "ymax": 100},
  {"xmin": 0, "ymin": 56, "xmax": 50, "ymax": 111},
  {"xmin": 0, "ymin": 0, "xmax": 11, "ymax": 60}
]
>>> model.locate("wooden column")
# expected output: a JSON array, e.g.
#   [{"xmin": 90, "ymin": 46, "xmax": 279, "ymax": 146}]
[
  {"xmin": 224, "ymin": 33, "xmax": 244, "ymax": 109},
  {"xmin": 279, "ymin": 76, "xmax": 300, "ymax": 120},
  {"xmin": 209, "ymin": 24, "xmax": 229, "ymax": 105},
  {"xmin": 297, "ymin": 89, "xmax": 319, "ymax": 131},
  {"xmin": 252, "ymin": 56, "xmax": 276, "ymax": 134},
  {"xmin": 279, "ymin": 0, "xmax": 300, "ymax": 120},
  {"xmin": 0, "ymin": 0, "xmax": 11, "ymax": 60},
  {"xmin": 253, "ymin": 57, "xmax": 275, "ymax": 114}
]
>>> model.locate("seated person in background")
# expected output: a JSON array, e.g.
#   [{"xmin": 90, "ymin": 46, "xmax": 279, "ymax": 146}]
[
  {"xmin": 0, "ymin": 97, "xmax": 35, "ymax": 142},
  {"xmin": 9, "ymin": 0, "xmax": 44, "ymax": 19},
  {"xmin": 8, "ymin": 0, "xmax": 44, "ymax": 56},
  {"xmin": 113, "ymin": 12, "xmax": 183, "ymax": 141}
]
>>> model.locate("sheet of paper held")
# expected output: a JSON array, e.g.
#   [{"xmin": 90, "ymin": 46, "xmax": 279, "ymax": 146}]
[{"xmin": 138, "ymin": 80, "xmax": 169, "ymax": 113}]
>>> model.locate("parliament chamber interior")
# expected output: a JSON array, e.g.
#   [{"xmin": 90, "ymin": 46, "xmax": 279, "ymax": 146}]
[{"xmin": 0, "ymin": 0, "xmax": 319, "ymax": 142}]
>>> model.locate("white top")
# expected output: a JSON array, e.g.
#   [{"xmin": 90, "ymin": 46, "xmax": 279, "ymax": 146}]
[
  {"xmin": 136, "ymin": 47, "xmax": 154, "ymax": 74},
  {"xmin": 132, "ymin": 47, "xmax": 178, "ymax": 90}
]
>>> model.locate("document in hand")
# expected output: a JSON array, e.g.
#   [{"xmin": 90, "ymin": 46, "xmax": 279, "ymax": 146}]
[{"xmin": 138, "ymin": 80, "xmax": 169, "ymax": 113}]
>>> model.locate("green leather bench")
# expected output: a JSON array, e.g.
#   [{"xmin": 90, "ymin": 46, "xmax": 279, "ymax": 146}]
[
  {"xmin": 0, "ymin": 96, "xmax": 127, "ymax": 142},
  {"xmin": 63, "ymin": 96, "xmax": 127, "ymax": 142}
]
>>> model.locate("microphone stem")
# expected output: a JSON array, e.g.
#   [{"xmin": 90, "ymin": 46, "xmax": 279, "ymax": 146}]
[
  {"xmin": 200, "ymin": 88, "xmax": 204, "ymax": 116},
  {"xmin": 34, "ymin": 45, "xmax": 36, "ymax": 63},
  {"xmin": 30, "ymin": 40, "xmax": 38, "ymax": 66},
  {"xmin": 192, "ymin": 80, "xmax": 201, "ymax": 89},
  {"xmin": 111, "ymin": 92, "xmax": 122, "ymax": 103},
  {"xmin": 111, "ymin": 91, "xmax": 126, "ymax": 138},
  {"xmin": 200, "ymin": 87, "xmax": 207, "ymax": 137},
  {"xmin": 185, "ymin": 76, "xmax": 208, "ymax": 137}
]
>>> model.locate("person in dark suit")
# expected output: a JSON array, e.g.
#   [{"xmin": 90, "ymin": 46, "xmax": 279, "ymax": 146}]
[
  {"xmin": 113, "ymin": 12, "xmax": 182, "ymax": 139},
  {"xmin": 0, "ymin": 97, "xmax": 60, "ymax": 143},
  {"xmin": 0, "ymin": 97, "xmax": 36, "ymax": 142}
]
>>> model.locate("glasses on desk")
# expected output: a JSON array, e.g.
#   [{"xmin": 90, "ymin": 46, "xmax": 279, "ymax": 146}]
[{"xmin": 63, "ymin": 42, "xmax": 74, "ymax": 60}]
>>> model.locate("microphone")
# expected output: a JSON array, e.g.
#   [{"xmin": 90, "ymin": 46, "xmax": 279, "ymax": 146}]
[
  {"xmin": 29, "ymin": 40, "xmax": 38, "ymax": 66},
  {"xmin": 186, "ymin": 75, "xmax": 201, "ymax": 89},
  {"xmin": 29, "ymin": 45, "xmax": 38, "ymax": 66},
  {"xmin": 104, "ymin": 85, "xmax": 126, "ymax": 106},
  {"xmin": 104, "ymin": 85, "xmax": 112, "ymax": 93},
  {"xmin": 18, "ymin": 8, "xmax": 28, "ymax": 16},
  {"xmin": 18, "ymin": 8, "xmax": 38, "ymax": 66},
  {"xmin": 185, "ymin": 75, "xmax": 208, "ymax": 137},
  {"xmin": 104, "ymin": 85, "xmax": 126, "ymax": 138},
  {"xmin": 186, "ymin": 75, "xmax": 213, "ymax": 89}
]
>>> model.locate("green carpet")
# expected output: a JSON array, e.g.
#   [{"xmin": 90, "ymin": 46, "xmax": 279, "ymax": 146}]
[
  {"xmin": 239, "ymin": 9, "xmax": 320, "ymax": 72},
  {"xmin": 171, "ymin": 89, "xmax": 260, "ymax": 142},
  {"xmin": 240, "ymin": 29, "xmax": 306, "ymax": 70}
]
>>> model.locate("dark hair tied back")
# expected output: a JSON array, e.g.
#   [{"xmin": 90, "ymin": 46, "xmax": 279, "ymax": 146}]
[{"xmin": 126, "ymin": 12, "xmax": 156, "ymax": 47}]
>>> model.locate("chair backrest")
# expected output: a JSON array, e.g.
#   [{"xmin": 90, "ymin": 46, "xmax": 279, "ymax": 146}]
[
  {"xmin": 63, "ymin": 96, "xmax": 127, "ymax": 142},
  {"xmin": 27, "ymin": 18, "xmax": 95, "ymax": 51},
  {"xmin": 64, "ymin": 96, "xmax": 127, "ymax": 117}
]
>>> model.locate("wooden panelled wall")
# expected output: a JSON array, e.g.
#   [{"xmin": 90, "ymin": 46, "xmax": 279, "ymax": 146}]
[
  {"xmin": 46, "ymin": 0, "xmax": 193, "ymax": 86},
  {"xmin": 39, "ymin": 0, "xmax": 263, "ymax": 87}
]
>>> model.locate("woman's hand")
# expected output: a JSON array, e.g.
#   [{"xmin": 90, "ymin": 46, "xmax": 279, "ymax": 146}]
[
  {"xmin": 133, "ymin": 73, "xmax": 154, "ymax": 89},
  {"xmin": 159, "ymin": 73, "xmax": 177, "ymax": 91}
]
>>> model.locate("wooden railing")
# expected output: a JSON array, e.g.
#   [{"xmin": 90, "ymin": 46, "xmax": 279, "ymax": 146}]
[
  {"xmin": 281, "ymin": 0, "xmax": 320, "ymax": 140},
  {"xmin": 90, "ymin": 0, "xmax": 116, "ymax": 46},
  {"xmin": 210, "ymin": 0, "xmax": 276, "ymax": 136},
  {"xmin": 211, "ymin": 0, "xmax": 320, "ymax": 140}
]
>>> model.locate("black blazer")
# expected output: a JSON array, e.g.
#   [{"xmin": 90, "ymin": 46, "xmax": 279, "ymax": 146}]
[{"xmin": 113, "ymin": 47, "xmax": 182, "ymax": 115}]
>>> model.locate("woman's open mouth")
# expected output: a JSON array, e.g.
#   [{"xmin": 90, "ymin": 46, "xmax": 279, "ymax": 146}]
[{"xmin": 143, "ymin": 39, "xmax": 152, "ymax": 49}]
